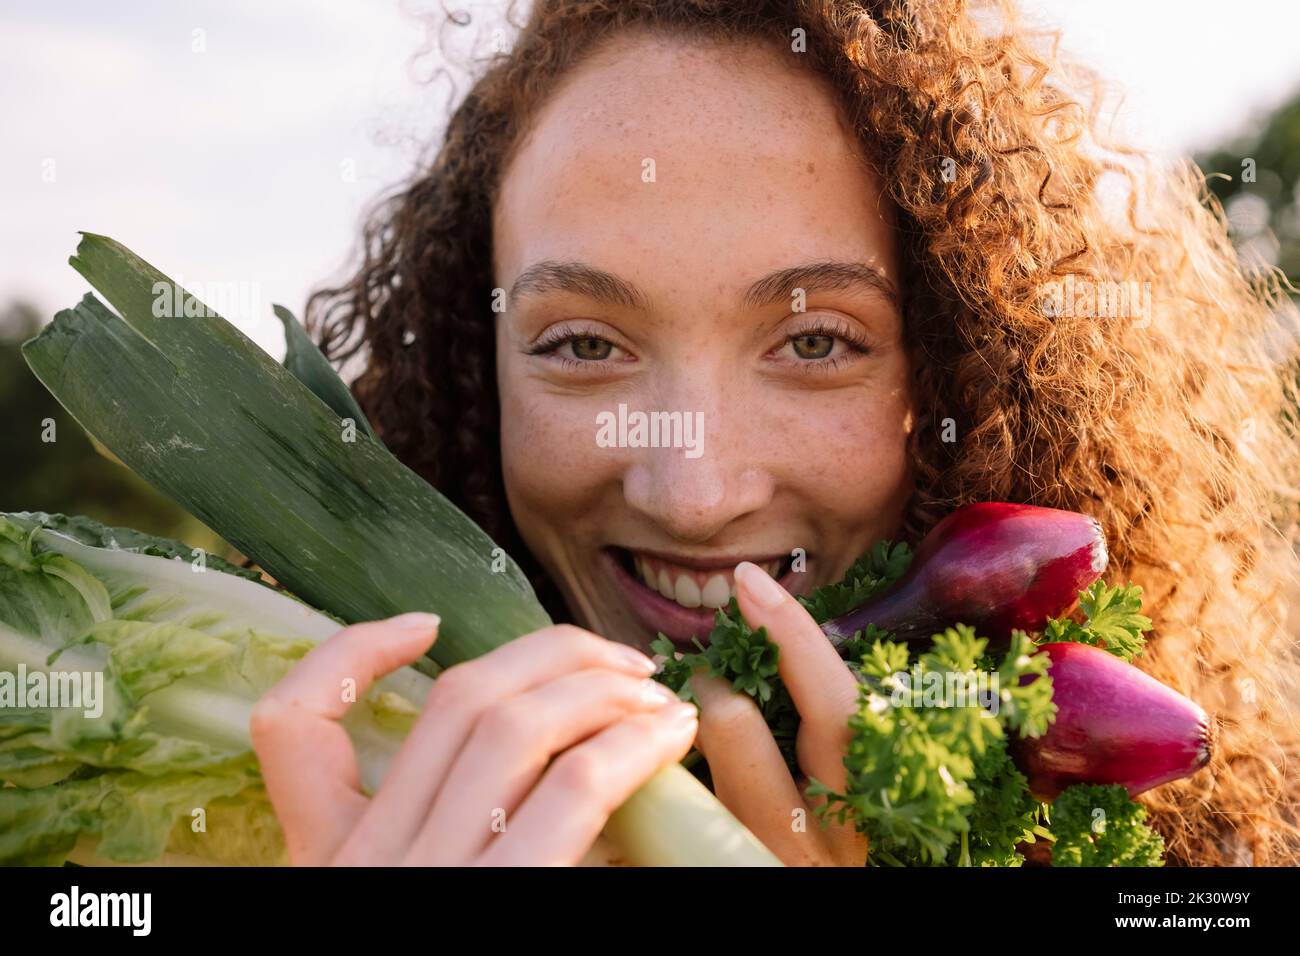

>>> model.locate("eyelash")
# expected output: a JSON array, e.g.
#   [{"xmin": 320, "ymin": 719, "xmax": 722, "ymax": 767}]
[
  {"xmin": 526, "ymin": 317, "xmax": 873, "ymax": 373},
  {"xmin": 526, "ymin": 323, "xmax": 629, "ymax": 373},
  {"xmin": 777, "ymin": 316, "xmax": 873, "ymax": 374}
]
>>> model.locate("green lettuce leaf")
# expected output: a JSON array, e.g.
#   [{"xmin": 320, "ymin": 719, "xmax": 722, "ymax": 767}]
[{"xmin": 0, "ymin": 512, "xmax": 432, "ymax": 866}]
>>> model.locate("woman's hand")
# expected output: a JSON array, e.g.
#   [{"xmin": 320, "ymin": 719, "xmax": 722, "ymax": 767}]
[
  {"xmin": 689, "ymin": 562, "xmax": 868, "ymax": 866},
  {"xmin": 250, "ymin": 614, "xmax": 698, "ymax": 866}
]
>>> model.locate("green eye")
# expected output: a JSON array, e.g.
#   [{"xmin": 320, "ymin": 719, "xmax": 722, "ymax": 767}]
[
  {"xmin": 791, "ymin": 333, "xmax": 834, "ymax": 359},
  {"xmin": 571, "ymin": 336, "xmax": 613, "ymax": 360}
]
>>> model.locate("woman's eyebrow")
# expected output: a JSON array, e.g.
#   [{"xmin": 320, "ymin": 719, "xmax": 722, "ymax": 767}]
[
  {"xmin": 508, "ymin": 259, "xmax": 898, "ymax": 311},
  {"xmin": 509, "ymin": 260, "xmax": 649, "ymax": 311},
  {"xmin": 739, "ymin": 261, "xmax": 899, "ymax": 310}
]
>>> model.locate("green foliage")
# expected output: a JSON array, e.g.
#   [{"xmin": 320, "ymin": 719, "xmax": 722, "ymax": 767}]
[
  {"xmin": 994, "ymin": 630, "xmax": 1057, "ymax": 737},
  {"xmin": 957, "ymin": 741, "xmax": 1041, "ymax": 867},
  {"xmin": 796, "ymin": 540, "xmax": 914, "ymax": 624},
  {"xmin": 1049, "ymin": 784, "xmax": 1166, "ymax": 867},
  {"xmin": 810, "ymin": 625, "xmax": 1055, "ymax": 866},
  {"xmin": 1039, "ymin": 580, "xmax": 1151, "ymax": 661},
  {"xmin": 651, "ymin": 602, "xmax": 799, "ymax": 772}
]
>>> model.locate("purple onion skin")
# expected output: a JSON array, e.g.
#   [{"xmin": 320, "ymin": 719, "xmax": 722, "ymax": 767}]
[
  {"xmin": 822, "ymin": 502, "xmax": 1108, "ymax": 648},
  {"xmin": 1013, "ymin": 642, "xmax": 1214, "ymax": 800}
]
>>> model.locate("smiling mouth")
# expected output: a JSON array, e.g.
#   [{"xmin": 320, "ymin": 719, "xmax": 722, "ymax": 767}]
[{"xmin": 604, "ymin": 546, "xmax": 798, "ymax": 648}]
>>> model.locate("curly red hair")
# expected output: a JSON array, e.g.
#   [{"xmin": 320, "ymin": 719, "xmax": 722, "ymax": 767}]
[{"xmin": 308, "ymin": 0, "xmax": 1300, "ymax": 865}]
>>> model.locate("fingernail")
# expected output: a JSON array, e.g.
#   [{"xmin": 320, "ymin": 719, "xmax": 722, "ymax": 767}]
[
  {"xmin": 390, "ymin": 612, "xmax": 441, "ymax": 636},
  {"xmin": 614, "ymin": 644, "xmax": 658, "ymax": 675},
  {"xmin": 735, "ymin": 561, "xmax": 785, "ymax": 609},
  {"xmin": 669, "ymin": 702, "xmax": 698, "ymax": 722},
  {"xmin": 640, "ymin": 679, "xmax": 677, "ymax": 706}
]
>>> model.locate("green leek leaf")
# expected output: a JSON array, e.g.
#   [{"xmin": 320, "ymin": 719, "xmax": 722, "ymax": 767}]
[{"xmin": 273, "ymin": 303, "xmax": 374, "ymax": 439}]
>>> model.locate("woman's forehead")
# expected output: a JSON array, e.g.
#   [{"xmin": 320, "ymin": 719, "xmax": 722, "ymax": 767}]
[
  {"xmin": 492, "ymin": 33, "xmax": 897, "ymax": 294},
  {"xmin": 500, "ymin": 31, "xmax": 866, "ymax": 192}
]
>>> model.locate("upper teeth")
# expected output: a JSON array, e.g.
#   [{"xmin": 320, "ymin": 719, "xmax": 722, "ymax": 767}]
[{"xmin": 632, "ymin": 554, "xmax": 783, "ymax": 610}]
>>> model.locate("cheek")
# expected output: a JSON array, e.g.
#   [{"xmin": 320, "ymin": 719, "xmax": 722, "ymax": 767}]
[
  {"xmin": 774, "ymin": 380, "xmax": 915, "ymax": 517},
  {"xmin": 498, "ymin": 381, "xmax": 615, "ymax": 530}
]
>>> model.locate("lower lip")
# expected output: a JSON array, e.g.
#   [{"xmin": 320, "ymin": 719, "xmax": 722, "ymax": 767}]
[{"xmin": 603, "ymin": 549, "xmax": 795, "ymax": 650}]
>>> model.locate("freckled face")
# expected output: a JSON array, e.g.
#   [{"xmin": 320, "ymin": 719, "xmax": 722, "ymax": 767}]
[{"xmin": 492, "ymin": 32, "xmax": 916, "ymax": 653}]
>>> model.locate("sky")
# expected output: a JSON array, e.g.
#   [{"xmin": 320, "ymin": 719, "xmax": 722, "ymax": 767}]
[{"xmin": 3, "ymin": 0, "xmax": 1299, "ymax": 357}]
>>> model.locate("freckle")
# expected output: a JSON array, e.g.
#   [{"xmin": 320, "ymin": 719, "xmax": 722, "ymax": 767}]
[{"xmin": 806, "ymin": 162, "xmax": 815, "ymax": 175}]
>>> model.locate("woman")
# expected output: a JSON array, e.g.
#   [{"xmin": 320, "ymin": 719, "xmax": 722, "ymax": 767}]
[{"xmin": 249, "ymin": 0, "xmax": 1300, "ymax": 866}]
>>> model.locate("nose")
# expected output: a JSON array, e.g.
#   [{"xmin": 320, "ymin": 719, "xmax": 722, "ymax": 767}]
[{"xmin": 620, "ymin": 382, "xmax": 776, "ymax": 544}]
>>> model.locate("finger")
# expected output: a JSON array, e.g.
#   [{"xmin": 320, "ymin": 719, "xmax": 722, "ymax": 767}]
[
  {"xmin": 733, "ymin": 561, "xmax": 860, "ymax": 793},
  {"xmin": 347, "ymin": 624, "xmax": 655, "ymax": 858},
  {"xmin": 249, "ymin": 612, "xmax": 440, "ymax": 864},
  {"xmin": 407, "ymin": 669, "xmax": 681, "ymax": 864},
  {"xmin": 688, "ymin": 671, "xmax": 827, "ymax": 866},
  {"xmin": 476, "ymin": 704, "xmax": 699, "ymax": 866}
]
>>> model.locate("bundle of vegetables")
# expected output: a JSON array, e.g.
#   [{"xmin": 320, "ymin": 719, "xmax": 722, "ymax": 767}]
[
  {"xmin": 655, "ymin": 504, "xmax": 1215, "ymax": 866},
  {"xmin": 6, "ymin": 234, "xmax": 1213, "ymax": 867},
  {"xmin": 5, "ymin": 234, "xmax": 780, "ymax": 867}
]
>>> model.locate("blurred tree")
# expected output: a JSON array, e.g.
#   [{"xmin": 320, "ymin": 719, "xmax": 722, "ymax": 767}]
[
  {"xmin": 0, "ymin": 299, "xmax": 223, "ymax": 550},
  {"xmin": 1197, "ymin": 89, "xmax": 1300, "ymax": 295},
  {"xmin": 1197, "ymin": 90, "xmax": 1300, "ymax": 432}
]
